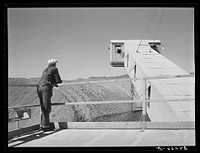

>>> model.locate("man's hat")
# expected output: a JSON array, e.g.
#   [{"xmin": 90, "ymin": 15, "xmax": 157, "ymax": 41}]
[{"xmin": 48, "ymin": 59, "xmax": 58, "ymax": 65}]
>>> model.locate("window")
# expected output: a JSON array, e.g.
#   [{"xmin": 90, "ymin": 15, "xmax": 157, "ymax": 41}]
[
  {"xmin": 115, "ymin": 45, "xmax": 124, "ymax": 58},
  {"xmin": 110, "ymin": 42, "xmax": 124, "ymax": 67},
  {"xmin": 115, "ymin": 45, "xmax": 122, "ymax": 54}
]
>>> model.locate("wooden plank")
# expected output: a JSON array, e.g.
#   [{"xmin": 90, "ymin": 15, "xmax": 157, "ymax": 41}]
[
  {"xmin": 64, "ymin": 98, "xmax": 194, "ymax": 106},
  {"xmin": 8, "ymin": 98, "xmax": 194, "ymax": 113},
  {"xmin": 66, "ymin": 122, "xmax": 195, "ymax": 129},
  {"xmin": 8, "ymin": 103, "xmax": 65, "ymax": 111}
]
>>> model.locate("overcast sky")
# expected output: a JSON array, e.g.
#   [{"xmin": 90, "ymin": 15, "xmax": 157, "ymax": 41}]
[{"xmin": 8, "ymin": 7, "xmax": 194, "ymax": 80}]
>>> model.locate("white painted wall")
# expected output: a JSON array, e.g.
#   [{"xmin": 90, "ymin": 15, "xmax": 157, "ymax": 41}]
[{"xmin": 110, "ymin": 40, "xmax": 195, "ymax": 122}]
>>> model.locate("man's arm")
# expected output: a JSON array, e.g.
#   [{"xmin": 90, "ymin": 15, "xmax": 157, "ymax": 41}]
[{"xmin": 53, "ymin": 68, "xmax": 62, "ymax": 84}]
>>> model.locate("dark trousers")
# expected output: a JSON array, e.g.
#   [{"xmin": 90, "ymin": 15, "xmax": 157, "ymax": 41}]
[{"xmin": 37, "ymin": 84, "xmax": 53, "ymax": 127}]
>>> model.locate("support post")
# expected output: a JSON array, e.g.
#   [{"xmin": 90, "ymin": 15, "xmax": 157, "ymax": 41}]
[
  {"xmin": 17, "ymin": 121, "xmax": 20, "ymax": 129},
  {"xmin": 141, "ymin": 79, "xmax": 147, "ymax": 131}
]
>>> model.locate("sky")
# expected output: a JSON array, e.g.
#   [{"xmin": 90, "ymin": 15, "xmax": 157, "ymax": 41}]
[{"xmin": 8, "ymin": 7, "xmax": 194, "ymax": 80}]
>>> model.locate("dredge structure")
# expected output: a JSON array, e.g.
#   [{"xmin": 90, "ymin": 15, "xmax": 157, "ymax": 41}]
[
  {"xmin": 8, "ymin": 39, "xmax": 195, "ymax": 147},
  {"xmin": 7, "ymin": 7, "xmax": 195, "ymax": 148}
]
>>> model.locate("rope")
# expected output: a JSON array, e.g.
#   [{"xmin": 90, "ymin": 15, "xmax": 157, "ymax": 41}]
[{"xmin": 137, "ymin": 9, "xmax": 158, "ymax": 52}]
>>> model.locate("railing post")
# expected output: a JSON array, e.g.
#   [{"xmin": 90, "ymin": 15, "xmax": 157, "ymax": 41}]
[
  {"xmin": 141, "ymin": 78, "xmax": 147, "ymax": 131},
  {"xmin": 17, "ymin": 120, "xmax": 20, "ymax": 129}
]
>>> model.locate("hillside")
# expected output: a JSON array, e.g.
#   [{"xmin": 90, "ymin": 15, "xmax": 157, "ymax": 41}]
[{"xmin": 8, "ymin": 75, "xmax": 143, "ymax": 131}]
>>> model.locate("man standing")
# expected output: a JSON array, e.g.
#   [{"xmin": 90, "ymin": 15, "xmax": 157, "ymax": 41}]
[{"xmin": 37, "ymin": 59, "xmax": 62, "ymax": 131}]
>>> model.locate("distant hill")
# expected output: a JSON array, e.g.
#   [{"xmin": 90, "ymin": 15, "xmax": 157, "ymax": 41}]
[
  {"xmin": 62, "ymin": 74, "xmax": 129, "ymax": 83},
  {"xmin": 8, "ymin": 75, "xmax": 142, "ymax": 131}
]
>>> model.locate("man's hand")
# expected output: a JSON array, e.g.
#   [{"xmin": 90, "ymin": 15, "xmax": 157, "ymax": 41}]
[{"xmin": 52, "ymin": 84, "xmax": 58, "ymax": 87}]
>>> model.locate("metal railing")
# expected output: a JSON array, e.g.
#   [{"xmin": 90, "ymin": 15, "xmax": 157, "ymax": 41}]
[
  {"xmin": 8, "ymin": 73, "xmax": 195, "ymax": 131},
  {"xmin": 8, "ymin": 102, "xmax": 65, "ymax": 111}
]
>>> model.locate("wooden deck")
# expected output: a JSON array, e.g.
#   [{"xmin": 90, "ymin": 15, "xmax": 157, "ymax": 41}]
[
  {"xmin": 8, "ymin": 128, "xmax": 195, "ymax": 147},
  {"xmin": 8, "ymin": 122, "xmax": 195, "ymax": 147}
]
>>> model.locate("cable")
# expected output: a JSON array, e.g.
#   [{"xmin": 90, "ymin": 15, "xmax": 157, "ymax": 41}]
[
  {"xmin": 152, "ymin": 8, "xmax": 165, "ymax": 44},
  {"xmin": 137, "ymin": 9, "xmax": 158, "ymax": 52},
  {"xmin": 149, "ymin": 9, "xmax": 165, "ymax": 53}
]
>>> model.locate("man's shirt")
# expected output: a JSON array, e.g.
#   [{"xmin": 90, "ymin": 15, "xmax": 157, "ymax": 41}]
[{"xmin": 38, "ymin": 65, "xmax": 62, "ymax": 86}]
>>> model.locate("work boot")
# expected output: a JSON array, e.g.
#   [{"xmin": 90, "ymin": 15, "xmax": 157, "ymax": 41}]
[{"xmin": 40, "ymin": 125, "xmax": 50, "ymax": 131}]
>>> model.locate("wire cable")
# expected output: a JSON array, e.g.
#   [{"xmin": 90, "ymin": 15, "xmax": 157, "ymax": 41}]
[
  {"xmin": 152, "ymin": 8, "xmax": 165, "ymax": 44},
  {"xmin": 149, "ymin": 9, "xmax": 165, "ymax": 53},
  {"xmin": 137, "ymin": 9, "xmax": 158, "ymax": 52}
]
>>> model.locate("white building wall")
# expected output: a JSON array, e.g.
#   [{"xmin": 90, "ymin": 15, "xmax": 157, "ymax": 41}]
[
  {"xmin": 147, "ymin": 84, "xmax": 179, "ymax": 121},
  {"xmin": 110, "ymin": 40, "xmax": 194, "ymax": 122}
]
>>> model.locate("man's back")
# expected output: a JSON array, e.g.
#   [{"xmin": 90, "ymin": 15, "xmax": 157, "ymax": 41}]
[{"xmin": 38, "ymin": 65, "xmax": 62, "ymax": 86}]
